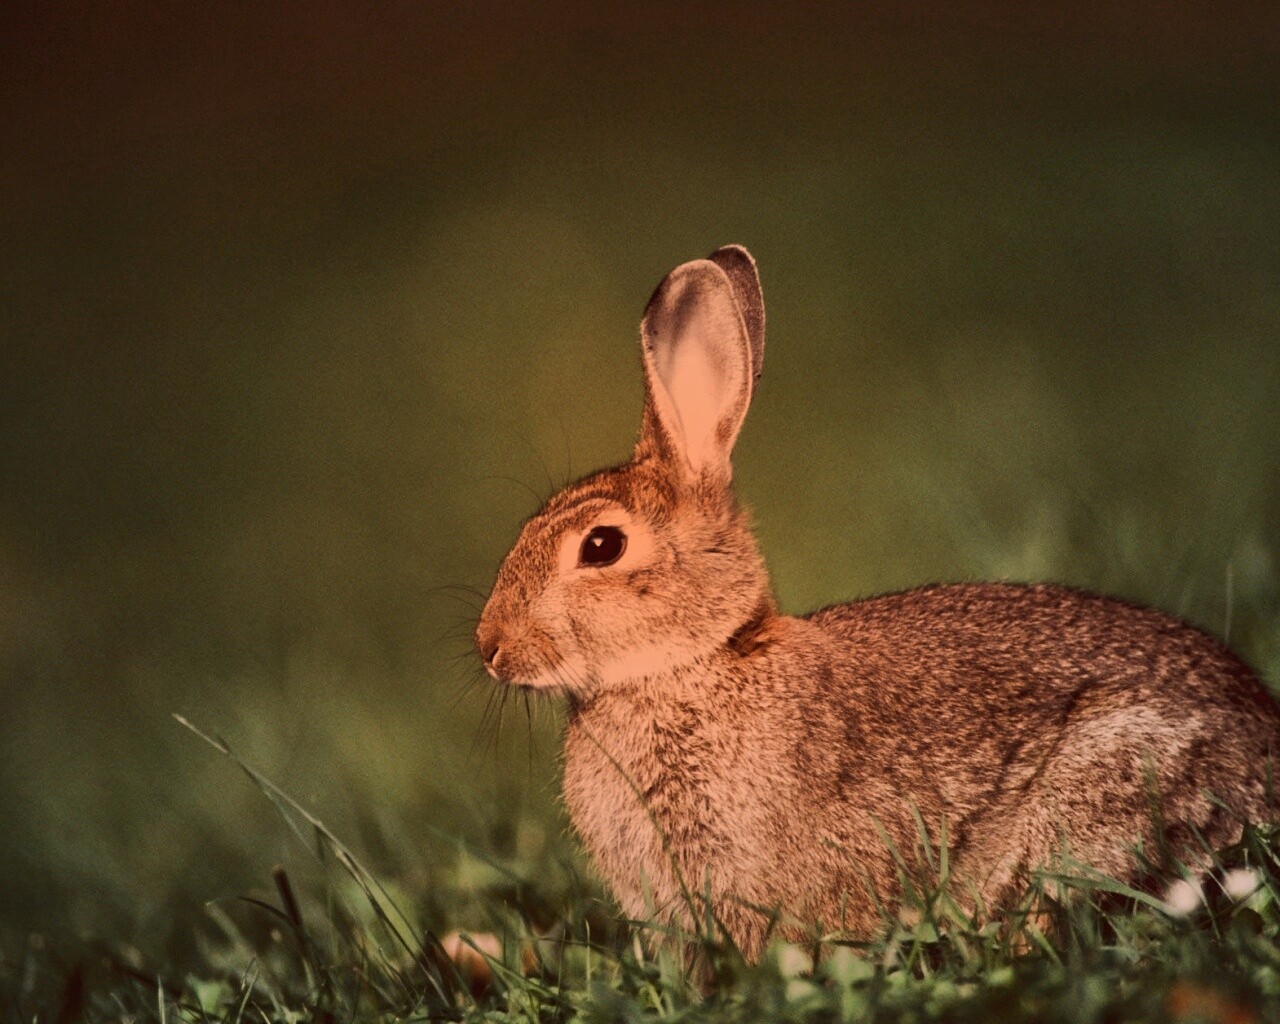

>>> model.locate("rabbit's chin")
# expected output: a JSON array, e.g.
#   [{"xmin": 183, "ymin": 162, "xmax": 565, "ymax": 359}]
[{"xmin": 499, "ymin": 657, "xmax": 592, "ymax": 696}]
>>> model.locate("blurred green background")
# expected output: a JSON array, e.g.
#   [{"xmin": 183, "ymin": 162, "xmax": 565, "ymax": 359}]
[{"xmin": 2, "ymin": 2, "xmax": 1278, "ymax": 958}]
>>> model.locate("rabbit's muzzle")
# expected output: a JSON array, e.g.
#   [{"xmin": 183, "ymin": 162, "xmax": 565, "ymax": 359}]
[
  {"xmin": 475, "ymin": 619, "xmax": 504, "ymax": 679},
  {"xmin": 474, "ymin": 607, "xmax": 570, "ymax": 689}
]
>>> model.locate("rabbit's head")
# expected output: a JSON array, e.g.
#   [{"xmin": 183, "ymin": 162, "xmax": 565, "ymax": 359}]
[{"xmin": 476, "ymin": 246, "xmax": 775, "ymax": 695}]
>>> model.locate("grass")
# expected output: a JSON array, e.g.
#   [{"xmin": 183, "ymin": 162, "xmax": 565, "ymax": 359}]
[{"xmin": 9, "ymin": 716, "xmax": 1280, "ymax": 1023}]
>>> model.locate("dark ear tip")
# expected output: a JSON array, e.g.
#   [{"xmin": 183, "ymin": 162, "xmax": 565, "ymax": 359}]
[
  {"xmin": 706, "ymin": 245, "xmax": 765, "ymax": 388},
  {"xmin": 643, "ymin": 258, "xmax": 729, "ymax": 308},
  {"xmin": 708, "ymin": 244, "xmax": 756, "ymax": 269}
]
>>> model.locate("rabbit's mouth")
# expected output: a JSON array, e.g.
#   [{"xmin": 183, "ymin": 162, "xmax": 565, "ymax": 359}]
[
  {"xmin": 494, "ymin": 657, "xmax": 593, "ymax": 699},
  {"xmin": 478, "ymin": 623, "xmax": 591, "ymax": 696}
]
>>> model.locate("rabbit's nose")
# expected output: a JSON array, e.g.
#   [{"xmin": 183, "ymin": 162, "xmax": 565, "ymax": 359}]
[
  {"xmin": 480, "ymin": 641, "xmax": 503, "ymax": 677},
  {"xmin": 475, "ymin": 621, "xmax": 503, "ymax": 677}
]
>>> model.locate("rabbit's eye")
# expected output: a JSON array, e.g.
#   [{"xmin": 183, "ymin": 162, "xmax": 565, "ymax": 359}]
[{"xmin": 579, "ymin": 526, "xmax": 626, "ymax": 567}]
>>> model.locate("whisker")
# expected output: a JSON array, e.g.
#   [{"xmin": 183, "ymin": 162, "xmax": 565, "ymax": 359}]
[
  {"xmin": 448, "ymin": 671, "xmax": 489, "ymax": 713},
  {"xmin": 434, "ymin": 596, "xmax": 485, "ymax": 617},
  {"xmin": 437, "ymin": 619, "xmax": 481, "ymax": 634},
  {"xmin": 556, "ymin": 409, "xmax": 576, "ymax": 489},
  {"xmin": 435, "ymin": 624, "xmax": 481, "ymax": 643},
  {"xmin": 495, "ymin": 686, "xmax": 509, "ymax": 749},
  {"xmin": 522, "ymin": 689, "xmax": 535, "ymax": 764},
  {"xmin": 531, "ymin": 436, "xmax": 558, "ymax": 497},
  {"xmin": 475, "ymin": 472, "xmax": 546, "ymax": 507},
  {"xmin": 472, "ymin": 684, "xmax": 506, "ymax": 757},
  {"xmin": 427, "ymin": 582, "xmax": 490, "ymax": 599}
]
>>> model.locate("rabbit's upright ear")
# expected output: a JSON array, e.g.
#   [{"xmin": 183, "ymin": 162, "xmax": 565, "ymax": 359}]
[
  {"xmin": 708, "ymin": 245, "xmax": 765, "ymax": 397},
  {"xmin": 638, "ymin": 257, "xmax": 754, "ymax": 485}
]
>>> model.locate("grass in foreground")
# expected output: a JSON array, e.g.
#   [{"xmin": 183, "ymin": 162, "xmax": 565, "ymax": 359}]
[{"xmin": 7, "ymin": 724, "xmax": 1280, "ymax": 1023}]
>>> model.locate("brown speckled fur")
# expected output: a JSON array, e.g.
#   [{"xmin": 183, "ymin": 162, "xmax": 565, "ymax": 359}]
[{"xmin": 476, "ymin": 247, "xmax": 1280, "ymax": 959}]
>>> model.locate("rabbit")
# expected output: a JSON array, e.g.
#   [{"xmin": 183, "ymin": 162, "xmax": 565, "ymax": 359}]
[{"xmin": 474, "ymin": 245, "xmax": 1280, "ymax": 960}]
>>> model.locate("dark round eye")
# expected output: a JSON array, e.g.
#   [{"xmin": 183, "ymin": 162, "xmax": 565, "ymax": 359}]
[{"xmin": 578, "ymin": 525, "xmax": 627, "ymax": 567}]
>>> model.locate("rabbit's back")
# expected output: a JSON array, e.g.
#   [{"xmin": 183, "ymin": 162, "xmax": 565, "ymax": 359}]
[
  {"xmin": 811, "ymin": 582, "xmax": 1274, "ymax": 746},
  {"xmin": 809, "ymin": 582, "xmax": 1279, "ymax": 912}
]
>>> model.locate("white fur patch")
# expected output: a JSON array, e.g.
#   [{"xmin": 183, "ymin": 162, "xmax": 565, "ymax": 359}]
[
  {"xmin": 1222, "ymin": 867, "xmax": 1262, "ymax": 902},
  {"xmin": 595, "ymin": 641, "xmax": 697, "ymax": 686},
  {"xmin": 1162, "ymin": 877, "xmax": 1204, "ymax": 916}
]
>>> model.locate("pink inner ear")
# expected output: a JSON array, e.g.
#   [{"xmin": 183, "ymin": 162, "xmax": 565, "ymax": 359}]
[
  {"xmin": 664, "ymin": 329, "xmax": 734, "ymax": 467},
  {"xmin": 644, "ymin": 261, "xmax": 752, "ymax": 478}
]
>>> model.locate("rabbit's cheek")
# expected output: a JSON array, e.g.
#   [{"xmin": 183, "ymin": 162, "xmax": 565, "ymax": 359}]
[
  {"xmin": 496, "ymin": 622, "xmax": 582, "ymax": 691},
  {"xmin": 521, "ymin": 590, "xmax": 590, "ymax": 657},
  {"xmin": 594, "ymin": 640, "xmax": 696, "ymax": 687}
]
